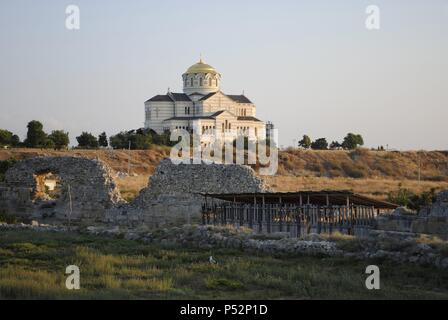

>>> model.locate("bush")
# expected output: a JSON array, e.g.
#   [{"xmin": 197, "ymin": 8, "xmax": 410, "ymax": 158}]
[
  {"xmin": 0, "ymin": 158, "xmax": 18, "ymax": 182},
  {"xmin": 110, "ymin": 130, "xmax": 152, "ymax": 150},
  {"xmin": 24, "ymin": 120, "xmax": 47, "ymax": 148},
  {"xmin": 76, "ymin": 132, "xmax": 99, "ymax": 149},
  {"xmin": 311, "ymin": 138, "xmax": 328, "ymax": 150},
  {"xmin": 110, "ymin": 129, "xmax": 176, "ymax": 150},
  {"xmin": 341, "ymin": 162, "xmax": 367, "ymax": 179},
  {"xmin": 48, "ymin": 130, "xmax": 70, "ymax": 150},
  {"xmin": 349, "ymin": 148, "xmax": 370, "ymax": 160},
  {"xmin": 0, "ymin": 212, "xmax": 19, "ymax": 224},
  {"xmin": 342, "ymin": 133, "xmax": 364, "ymax": 150},
  {"xmin": 387, "ymin": 188, "xmax": 438, "ymax": 211},
  {"xmin": 0, "ymin": 129, "xmax": 20, "ymax": 147}
]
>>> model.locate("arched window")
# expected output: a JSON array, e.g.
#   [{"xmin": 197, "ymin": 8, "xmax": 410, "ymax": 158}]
[
  {"xmin": 244, "ymin": 109, "xmax": 247, "ymax": 116},
  {"xmin": 215, "ymin": 79, "xmax": 218, "ymax": 86},
  {"xmin": 199, "ymin": 78, "xmax": 203, "ymax": 86},
  {"xmin": 187, "ymin": 107, "xmax": 190, "ymax": 114},
  {"xmin": 209, "ymin": 78, "xmax": 212, "ymax": 86},
  {"xmin": 190, "ymin": 78, "xmax": 193, "ymax": 86}
]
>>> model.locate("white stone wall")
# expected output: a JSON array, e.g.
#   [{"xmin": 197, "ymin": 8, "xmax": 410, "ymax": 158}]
[
  {"xmin": 182, "ymin": 72, "xmax": 221, "ymax": 95},
  {"xmin": 145, "ymin": 101, "xmax": 174, "ymax": 133}
]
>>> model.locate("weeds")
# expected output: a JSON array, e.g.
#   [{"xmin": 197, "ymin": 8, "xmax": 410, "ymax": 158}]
[{"xmin": 1, "ymin": 230, "xmax": 448, "ymax": 299}]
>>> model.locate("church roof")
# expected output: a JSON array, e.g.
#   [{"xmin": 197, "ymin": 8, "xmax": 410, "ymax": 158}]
[
  {"xmin": 146, "ymin": 95, "xmax": 172, "ymax": 102},
  {"xmin": 169, "ymin": 93, "xmax": 191, "ymax": 101},
  {"xmin": 164, "ymin": 111, "xmax": 227, "ymax": 122},
  {"xmin": 199, "ymin": 92, "xmax": 218, "ymax": 101},
  {"xmin": 227, "ymin": 95, "xmax": 252, "ymax": 104},
  {"xmin": 164, "ymin": 116, "xmax": 215, "ymax": 121},
  {"xmin": 146, "ymin": 93, "xmax": 192, "ymax": 103},
  {"xmin": 198, "ymin": 92, "xmax": 253, "ymax": 104},
  {"xmin": 184, "ymin": 58, "xmax": 219, "ymax": 75},
  {"xmin": 237, "ymin": 116, "xmax": 262, "ymax": 122}
]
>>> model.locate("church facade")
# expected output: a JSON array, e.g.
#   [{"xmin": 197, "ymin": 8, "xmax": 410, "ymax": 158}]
[{"xmin": 144, "ymin": 59, "xmax": 266, "ymax": 142}]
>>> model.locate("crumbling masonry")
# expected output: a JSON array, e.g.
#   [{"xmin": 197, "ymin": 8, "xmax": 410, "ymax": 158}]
[{"xmin": 0, "ymin": 157, "xmax": 269, "ymax": 227}]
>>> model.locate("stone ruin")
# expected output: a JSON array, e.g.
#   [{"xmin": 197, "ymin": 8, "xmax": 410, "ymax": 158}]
[
  {"xmin": 2, "ymin": 155, "xmax": 446, "ymax": 237},
  {"xmin": 0, "ymin": 157, "xmax": 123, "ymax": 223},
  {"xmin": 106, "ymin": 159, "xmax": 270, "ymax": 227},
  {"xmin": 376, "ymin": 190, "xmax": 448, "ymax": 238},
  {"xmin": 0, "ymin": 156, "xmax": 269, "ymax": 227},
  {"xmin": 420, "ymin": 190, "xmax": 448, "ymax": 217}
]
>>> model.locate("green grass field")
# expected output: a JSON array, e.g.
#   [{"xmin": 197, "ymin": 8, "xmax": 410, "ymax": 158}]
[{"xmin": 1, "ymin": 230, "xmax": 448, "ymax": 300}]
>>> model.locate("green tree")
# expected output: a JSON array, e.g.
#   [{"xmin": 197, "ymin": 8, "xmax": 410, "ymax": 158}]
[
  {"xmin": 48, "ymin": 130, "xmax": 70, "ymax": 150},
  {"xmin": 342, "ymin": 133, "xmax": 364, "ymax": 150},
  {"xmin": 24, "ymin": 120, "xmax": 47, "ymax": 148},
  {"xmin": 98, "ymin": 132, "xmax": 108, "ymax": 148},
  {"xmin": 129, "ymin": 133, "xmax": 151, "ymax": 150},
  {"xmin": 330, "ymin": 141, "xmax": 342, "ymax": 150},
  {"xmin": 10, "ymin": 135, "xmax": 20, "ymax": 147},
  {"xmin": 298, "ymin": 135, "xmax": 312, "ymax": 149},
  {"xmin": 311, "ymin": 138, "xmax": 328, "ymax": 150},
  {"xmin": 387, "ymin": 188, "xmax": 437, "ymax": 211},
  {"xmin": 109, "ymin": 132, "xmax": 128, "ymax": 149},
  {"xmin": 76, "ymin": 132, "xmax": 99, "ymax": 149},
  {"xmin": 109, "ymin": 130, "xmax": 153, "ymax": 150},
  {"xmin": 0, "ymin": 129, "xmax": 14, "ymax": 147}
]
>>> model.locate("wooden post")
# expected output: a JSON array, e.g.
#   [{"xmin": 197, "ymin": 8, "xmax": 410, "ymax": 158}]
[
  {"xmin": 317, "ymin": 205, "xmax": 322, "ymax": 234},
  {"xmin": 264, "ymin": 196, "xmax": 269, "ymax": 233},
  {"xmin": 255, "ymin": 196, "xmax": 265, "ymax": 232},
  {"xmin": 279, "ymin": 196, "xmax": 283, "ymax": 232},
  {"xmin": 67, "ymin": 184, "xmax": 72, "ymax": 231},
  {"xmin": 328, "ymin": 207, "xmax": 334, "ymax": 234}
]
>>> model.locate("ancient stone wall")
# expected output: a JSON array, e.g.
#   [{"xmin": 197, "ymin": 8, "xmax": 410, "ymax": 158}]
[
  {"xmin": 376, "ymin": 191, "xmax": 448, "ymax": 238},
  {"xmin": 425, "ymin": 190, "xmax": 448, "ymax": 217},
  {"xmin": 0, "ymin": 157, "xmax": 123, "ymax": 222},
  {"xmin": 1, "ymin": 156, "xmax": 269, "ymax": 228},
  {"xmin": 106, "ymin": 159, "xmax": 270, "ymax": 227}
]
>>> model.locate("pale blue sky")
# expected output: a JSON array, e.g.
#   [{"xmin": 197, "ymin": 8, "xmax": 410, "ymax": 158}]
[{"xmin": 0, "ymin": 0, "xmax": 447, "ymax": 149}]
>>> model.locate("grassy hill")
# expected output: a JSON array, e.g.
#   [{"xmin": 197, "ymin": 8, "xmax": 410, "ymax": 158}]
[
  {"xmin": 1, "ymin": 147, "xmax": 448, "ymax": 201},
  {"xmin": 278, "ymin": 148, "xmax": 448, "ymax": 180}
]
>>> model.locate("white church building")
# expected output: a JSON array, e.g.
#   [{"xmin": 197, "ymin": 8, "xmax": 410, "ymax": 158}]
[{"xmin": 144, "ymin": 58, "xmax": 266, "ymax": 142}]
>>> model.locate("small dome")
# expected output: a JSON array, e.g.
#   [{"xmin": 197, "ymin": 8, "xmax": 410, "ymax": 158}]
[{"xmin": 185, "ymin": 58, "xmax": 219, "ymax": 75}]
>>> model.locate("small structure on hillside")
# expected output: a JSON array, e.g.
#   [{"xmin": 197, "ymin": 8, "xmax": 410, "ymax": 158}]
[{"xmin": 201, "ymin": 191, "xmax": 398, "ymax": 237}]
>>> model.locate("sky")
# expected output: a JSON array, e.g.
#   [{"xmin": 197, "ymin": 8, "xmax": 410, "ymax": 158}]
[{"xmin": 0, "ymin": 0, "xmax": 447, "ymax": 150}]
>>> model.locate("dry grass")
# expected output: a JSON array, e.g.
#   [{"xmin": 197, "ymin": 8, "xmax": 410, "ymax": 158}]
[
  {"xmin": 1, "ymin": 148, "xmax": 447, "ymax": 202},
  {"xmin": 115, "ymin": 175, "xmax": 150, "ymax": 201},
  {"xmin": 2, "ymin": 148, "xmax": 447, "ymax": 181},
  {"xmin": 2, "ymin": 230, "xmax": 448, "ymax": 299},
  {"xmin": 0, "ymin": 146, "xmax": 171, "ymax": 176},
  {"xmin": 264, "ymin": 176, "xmax": 448, "ymax": 200},
  {"xmin": 277, "ymin": 149, "xmax": 448, "ymax": 181}
]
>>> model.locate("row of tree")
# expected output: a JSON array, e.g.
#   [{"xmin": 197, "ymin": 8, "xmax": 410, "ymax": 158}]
[
  {"xmin": 2, "ymin": 122, "xmax": 366, "ymax": 151},
  {"xmin": 298, "ymin": 133, "xmax": 364, "ymax": 150},
  {"xmin": 0, "ymin": 121, "xmax": 175, "ymax": 150},
  {"xmin": 0, "ymin": 121, "xmax": 71, "ymax": 149}
]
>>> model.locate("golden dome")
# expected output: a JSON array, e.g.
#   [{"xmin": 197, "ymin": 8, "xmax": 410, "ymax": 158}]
[{"xmin": 185, "ymin": 58, "xmax": 219, "ymax": 75}]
